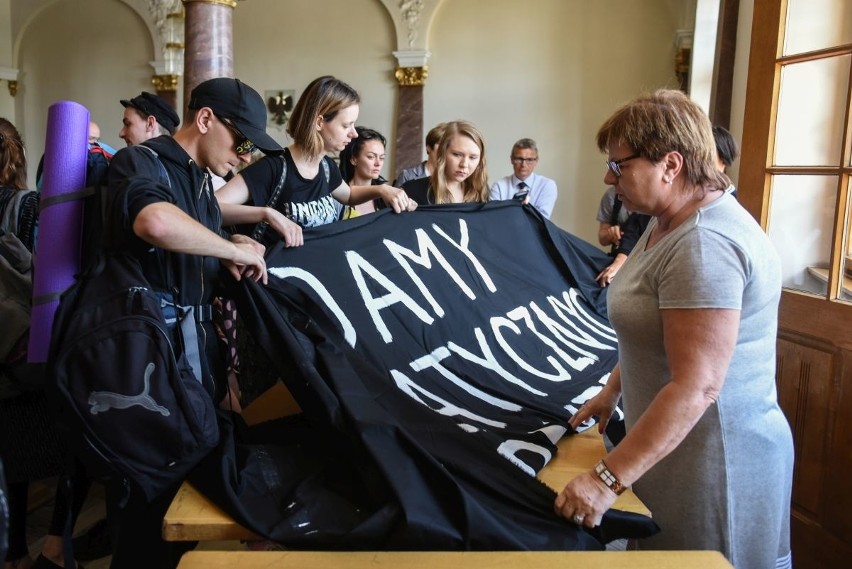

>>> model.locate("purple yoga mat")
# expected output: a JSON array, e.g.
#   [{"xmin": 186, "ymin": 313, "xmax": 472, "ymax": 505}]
[{"xmin": 28, "ymin": 101, "xmax": 90, "ymax": 362}]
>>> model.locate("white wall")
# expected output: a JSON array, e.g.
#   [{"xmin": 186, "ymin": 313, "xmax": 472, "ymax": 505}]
[
  {"xmin": 232, "ymin": 0, "xmax": 397, "ymax": 154},
  {"xmin": 424, "ymin": 0, "xmax": 681, "ymax": 241},
  {"xmin": 231, "ymin": 0, "xmax": 682, "ymax": 243},
  {"xmin": 16, "ymin": 0, "xmax": 153, "ymax": 187},
  {"xmin": 9, "ymin": 0, "xmax": 689, "ymax": 246}
]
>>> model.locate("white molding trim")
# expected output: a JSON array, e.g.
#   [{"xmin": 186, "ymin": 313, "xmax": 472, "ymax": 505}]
[
  {"xmin": 0, "ymin": 66, "xmax": 19, "ymax": 81},
  {"xmin": 392, "ymin": 49, "xmax": 431, "ymax": 68},
  {"xmin": 675, "ymin": 29, "xmax": 694, "ymax": 50}
]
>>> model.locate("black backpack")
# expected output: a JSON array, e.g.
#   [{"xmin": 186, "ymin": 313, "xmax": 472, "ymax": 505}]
[{"xmin": 46, "ymin": 148, "xmax": 219, "ymax": 502}]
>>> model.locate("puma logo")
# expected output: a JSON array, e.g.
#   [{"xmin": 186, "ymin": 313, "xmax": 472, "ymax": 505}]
[{"xmin": 88, "ymin": 362, "xmax": 170, "ymax": 417}]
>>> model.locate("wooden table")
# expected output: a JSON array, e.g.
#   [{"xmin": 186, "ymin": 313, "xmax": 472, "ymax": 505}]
[
  {"xmin": 164, "ymin": 382, "xmax": 649, "ymax": 542},
  {"xmin": 177, "ymin": 550, "xmax": 734, "ymax": 568}
]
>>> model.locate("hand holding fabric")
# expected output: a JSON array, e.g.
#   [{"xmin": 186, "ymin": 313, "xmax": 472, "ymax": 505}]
[
  {"xmin": 379, "ymin": 184, "xmax": 417, "ymax": 213},
  {"xmin": 554, "ymin": 470, "xmax": 618, "ymax": 528},
  {"xmin": 568, "ymin": 370, "xmax": 622, "ymax": 434},
  {"xmin": 595, "ymin": 253, "xmax": 626, "ymax": 287},
  {"xmin": 225, "ymin": 240, "xmax": 267, "ymax": 284},
  {"xmin": 266, "ymin": 207, "xmax": 304, "ymax": 247}
]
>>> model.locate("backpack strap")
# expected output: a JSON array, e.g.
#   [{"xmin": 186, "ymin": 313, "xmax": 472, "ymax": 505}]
[
  {"xmin": 250, "ymin": 155, "xmax": 288, "ymax": 242},
  {"xmin": 608, "ymin": 194, "xmax": 624, "ymax": 256},
  {"xmin": 135, "ymin": 145, "xmax": 205, "ymax": 384},
  {"xmin": 37, "ymin": 186, "xmax": 95, "ymax": 210},
  {"xmin": 321, "ymin": 155, "xmax": 330, "ymax": 184},
  {"xmin": 610, "ymin": 194, "xmax": 623, "ymax": 226}
]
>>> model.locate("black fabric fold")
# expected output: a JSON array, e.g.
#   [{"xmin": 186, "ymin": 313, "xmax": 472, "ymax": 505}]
[{"xmin": 191, "ymin": 202, "xmax": 658, "ymax": 549}]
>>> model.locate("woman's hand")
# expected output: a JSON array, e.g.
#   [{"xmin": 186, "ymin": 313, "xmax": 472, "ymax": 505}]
[
  {"xmin": 554, "ymin": 470, "xmax": 618, "ymax": 528},
  {"xmin": 568, "ymin": 382, "xmax": 621, "ymax": 434},
  {"xmin": 266, "ymin": 208, "xmax": 304, "ymax": 247},
  {"xmin": 604, "ymin": 225, "xmax": 622, "ymax": 247},
  {"xmin": 596, "ymin": 253, "xmax": 626, "ymax": 287},
  {"xmin": 379, "ymin": 184, "xmax": 418, "ymax": 213}
]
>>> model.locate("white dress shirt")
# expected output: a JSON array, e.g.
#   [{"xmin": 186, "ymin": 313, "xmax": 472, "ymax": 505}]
[{"xmin": 489, "ymin": 173, "xmax": 558, "ymax": 218}]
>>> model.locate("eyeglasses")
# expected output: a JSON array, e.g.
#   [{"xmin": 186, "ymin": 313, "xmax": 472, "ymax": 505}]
[
  {"xmin": 511, "ymin": 157, "xmax": 538, "ymax": 164},
  {"xmin": 220, "ymin": 117, "xmax": 257, "ymax": 155},
  {"xmin": 605, "ymin": 153, "xmax": 639, "ymax": 177}
]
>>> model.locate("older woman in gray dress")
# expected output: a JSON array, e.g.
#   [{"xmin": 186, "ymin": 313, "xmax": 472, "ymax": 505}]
[{"xmin": 555, "ymin": 90, "xmax": 793, "ymax": 569}]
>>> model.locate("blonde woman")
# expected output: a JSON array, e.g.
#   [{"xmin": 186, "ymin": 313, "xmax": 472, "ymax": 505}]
[{"xmin": 401, "ymin": 120, "xmax": 489, "ymax": 205}]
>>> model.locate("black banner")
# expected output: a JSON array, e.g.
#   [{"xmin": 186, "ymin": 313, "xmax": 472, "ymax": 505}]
[{"xmin": 194, "ymin": 202, "xmax": 654, "ymax": 550}]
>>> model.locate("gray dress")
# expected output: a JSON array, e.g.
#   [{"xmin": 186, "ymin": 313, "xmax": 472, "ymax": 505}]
[{"xmin": 607, "ymin": 192, "xmax": 793, "ymax": 569}]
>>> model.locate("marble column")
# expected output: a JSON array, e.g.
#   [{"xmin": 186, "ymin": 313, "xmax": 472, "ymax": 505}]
[
  {"xmin": 182, "ymin": 0, "xmax": 236, "ymax": 112},
  {"xmin": 394, "ymin": 66, "xmax": 428, "ymax": 181}
]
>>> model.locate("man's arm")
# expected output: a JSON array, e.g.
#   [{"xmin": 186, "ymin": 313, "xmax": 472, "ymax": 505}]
[{"xmin": 133, "ymin": 201, "xmax": 267, "ymax": 283}]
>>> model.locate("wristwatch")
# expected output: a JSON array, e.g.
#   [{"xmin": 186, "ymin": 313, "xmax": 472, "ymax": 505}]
[{"xmin": 594, "ymin": 459, "xmax": 626, "ymax": 495}]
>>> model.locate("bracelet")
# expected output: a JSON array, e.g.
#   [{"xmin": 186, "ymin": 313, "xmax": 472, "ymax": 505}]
[{"xmin": 594, "ymin": 459, "xmax": 626, "ymax": 495}]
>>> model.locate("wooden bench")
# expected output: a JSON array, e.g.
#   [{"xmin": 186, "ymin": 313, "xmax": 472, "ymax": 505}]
[
  {"xmin": 164, "ymin": 381, "xmax": 649, "ymax": 542},
  {"xmin": 177, "ymin": 550, "xmax": 734, "ymax": 568}
]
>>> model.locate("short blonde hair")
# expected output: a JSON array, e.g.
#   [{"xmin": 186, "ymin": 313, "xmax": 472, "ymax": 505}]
[{"xmin": 596, "ymin": 89, "xmax": 727, "ymax": 192}]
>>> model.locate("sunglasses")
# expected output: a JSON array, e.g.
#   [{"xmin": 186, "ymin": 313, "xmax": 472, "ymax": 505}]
[{"xmin": 220, "ymin": 117, "xmax": 257, "ymax": 155}]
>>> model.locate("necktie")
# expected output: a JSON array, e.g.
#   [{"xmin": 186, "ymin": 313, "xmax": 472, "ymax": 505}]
[{"xmin": 518, "ymin": 181, "xmax": 527, "ymax": 190}]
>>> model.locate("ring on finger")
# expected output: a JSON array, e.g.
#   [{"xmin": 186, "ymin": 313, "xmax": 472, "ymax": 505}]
[{"xmin": 572, "ymin": 514, "xmax": 584, "ymax": 525}]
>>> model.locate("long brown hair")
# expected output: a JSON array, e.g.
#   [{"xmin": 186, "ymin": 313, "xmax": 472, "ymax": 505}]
[
  {"xmin": 430, "ymin": 120, "xmax": 489, "ymax": 204},
  {"xmin": 0, "ymin": 118, "xmax": 27, "ymax": 190},
  {"xmin": 287, "ymin": 76, "xmax": 360, "ymax": 161}
]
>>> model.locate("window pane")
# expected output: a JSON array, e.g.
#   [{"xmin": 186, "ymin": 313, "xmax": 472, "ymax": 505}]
[
  {"xmin": 768, "ymin": 175, "xmax": 837, "ymax": 297},
  {"xmin": 784, "ymin": 0, "xmax": 852, "ymax": 55},
  {"xmin": 775, "ymin": 56, "xmax": 850, "ymax": 166}
]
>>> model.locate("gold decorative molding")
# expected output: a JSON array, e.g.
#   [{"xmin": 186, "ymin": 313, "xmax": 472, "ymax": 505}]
[
  {"xmin": 152, "ymin": 74, "xmax": 180, "ymax": 92},
  {"xmin": 182, "ymin": 0, "xmax": 238, "ymax": 7},
  {"xmin": 394, "ymin": 66, "xmax": 428, "ymax": 86},
  {"xmin": 7, "ymin": 80, "xmax": 18, "ymax": 97},
  {"xmin": 675, "ymin": 47, "xmax": 691, "ymax": 94}
]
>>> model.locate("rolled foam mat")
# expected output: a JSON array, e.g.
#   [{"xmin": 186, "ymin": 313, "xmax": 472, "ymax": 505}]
[{"xmin": 28, "ymin": 100, "xmax": 89, "ymax": 362}]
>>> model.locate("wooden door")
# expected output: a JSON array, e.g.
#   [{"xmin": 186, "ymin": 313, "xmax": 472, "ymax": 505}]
[{"xmin": 739, "ymin": 1, "xmax": 852, "ymax": 567}]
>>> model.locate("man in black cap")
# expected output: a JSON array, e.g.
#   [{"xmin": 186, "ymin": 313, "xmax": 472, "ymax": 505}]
[
  {"xmin": 119, "ymin": 91, "xmax": 181, "ymax": 146},
  {"xmin": 102, "ymin": 78, "xmax": 282, "ymax": 568}
]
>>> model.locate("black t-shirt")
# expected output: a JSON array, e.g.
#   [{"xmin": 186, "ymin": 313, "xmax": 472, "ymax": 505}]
[
  {"xmin": 401, "ymin": 176, "xmax": 432, "ymax": 206},
  {"xmin": 616, "ymin": 212, "xmax": 651, "ymax": 256},
  {"xmin": 240, "ymin": 148, "xmax": 343, "ymax": 229}
]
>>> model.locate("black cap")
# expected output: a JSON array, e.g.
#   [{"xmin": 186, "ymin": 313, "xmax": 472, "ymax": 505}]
[
  {"xmin": 120, "ymin": 92, "xmax": 180, "ymax": 134},
  {"xmin": 187, "ymin": 78, "xmax": 283, "ymax": 155}
]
